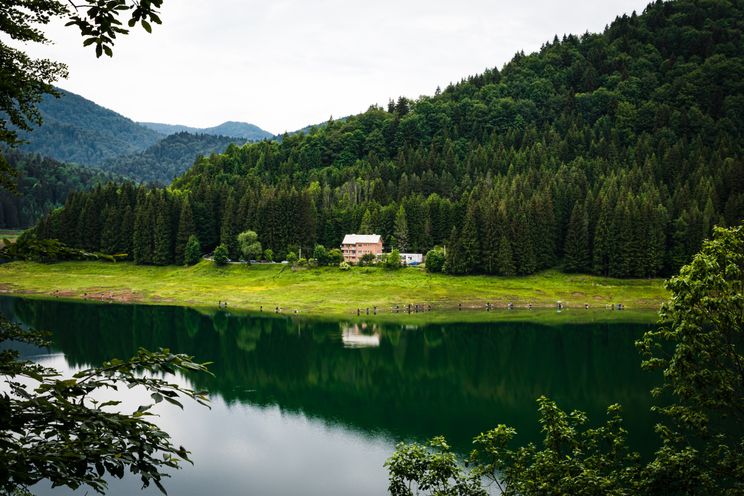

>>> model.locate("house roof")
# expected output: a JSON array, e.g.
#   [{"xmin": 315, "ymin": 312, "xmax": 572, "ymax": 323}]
[{"xmin": 342, "ymin": 234, "xmax": 381, "ymax": 244}]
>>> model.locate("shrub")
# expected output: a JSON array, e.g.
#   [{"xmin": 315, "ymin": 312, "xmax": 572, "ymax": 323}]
[
  {"xmin": 339, "ymin": 261, "xmax": 351, "ymax": 271},
  {"xmin": 264, "ymin": 249, "xmax": 273, "ymax": 262},
  {"xmin": 328, "ymin": 248, "xmax": 344, "ymax": 265},
  {"xmin": 359, "ymin": 253, "xmax": 376, "ymax": 266},
  {"xmin": 286, "ymin": 251, "xmax": 298, "ymax": 265},
  {"xmin": 313, "ymin": 244, "xmax": 329, "ymax": 266},
  {"xmin": 212, "ymin": 243, "xmax": 229, "ymax": 266},
  {"xmin": 184, "ymin": 235, "xmax": 201, "ymax": 266},
  {"xmin": 237, "ymin": 230, "xmax": 261, "ymax": 262},
  {"xmin": 425, "ymin": 247, "xmax": 445, "ymax": 273},
  {"xmin": 384, "ymin": 249, "xmax": 401, "ymax": 269}
]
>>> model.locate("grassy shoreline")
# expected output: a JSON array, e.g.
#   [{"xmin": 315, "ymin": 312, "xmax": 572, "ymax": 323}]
[{"xmin": 0, "ymin": 260, "xmax": 667, "ymax": 320}]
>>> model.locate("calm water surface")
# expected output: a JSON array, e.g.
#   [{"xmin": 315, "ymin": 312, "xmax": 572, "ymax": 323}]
[{"xmin": 0, "ymin": 296, "xmax": 660, "ymax": 495}]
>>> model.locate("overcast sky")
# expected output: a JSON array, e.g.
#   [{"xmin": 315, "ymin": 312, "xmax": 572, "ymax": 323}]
[{"xmin": 24, "ymin": 0, "xmax": 651, "ymax": 135}]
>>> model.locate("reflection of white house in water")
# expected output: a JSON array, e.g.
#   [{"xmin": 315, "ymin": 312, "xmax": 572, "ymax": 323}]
[{"xmin": 341, "ymin": 323, "xmax": 380, "ymax": 348}]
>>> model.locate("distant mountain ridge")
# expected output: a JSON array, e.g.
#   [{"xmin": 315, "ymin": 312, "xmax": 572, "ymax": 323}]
[
  {"xmin": 11, "ymin": 88, "xmax": 267, "ymax": 184},
  {"xmin": 139, "ymin": 121, "xmax": 273, "ymax": 141},
  {"xmin": 18, "ymin": 88, "xmax": 163, "ymax": 166},
  {"xmin": 100, "ymin": 132, "xmax": 246, "ymax": 185}
]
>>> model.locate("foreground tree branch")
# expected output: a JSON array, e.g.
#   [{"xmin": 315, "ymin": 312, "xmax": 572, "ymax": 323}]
[{"xmin": 0, "ymin": 318, "xmax": 212, "ymax": 495}]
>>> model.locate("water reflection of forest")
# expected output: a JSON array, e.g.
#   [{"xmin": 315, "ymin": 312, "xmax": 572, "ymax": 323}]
[{"xmin": 1, "ymin": 297, "xmax": 660, "ymax": 454}]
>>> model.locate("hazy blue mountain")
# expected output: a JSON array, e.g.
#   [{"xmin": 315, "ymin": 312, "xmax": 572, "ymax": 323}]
[
  {"xmin": 18, "ymin": 88, "xmax": 163, "ymax": 166},
  {"xmin": 139, "ymin": 120, "xmax": 273, "ymax": 141},
  {"xmin": 100, "ymin": 132, "xmax": 245, "ymax": 184}
]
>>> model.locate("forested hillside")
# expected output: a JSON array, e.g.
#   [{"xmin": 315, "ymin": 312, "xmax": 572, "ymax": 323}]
[
  {"xmin": 34, "ymin": 0, "xmax": 744, "ymax": 276},
  {"xmin": 0, "ymin": 152, "xmax": 120, "ymax": 228},
  {"xmin": 138, "ymin": 121, "xmax": 273, "ymax": 141},
  {"xmin": 17, "ymin": 88, "xmax": 163, "ymax": 166},
  {"xmin": 100, "ymin": 132, "xmax": 246, "ymax": 184}
]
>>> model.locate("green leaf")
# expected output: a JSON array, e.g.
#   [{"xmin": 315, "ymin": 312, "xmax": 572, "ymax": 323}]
[{"xmin": 163, "ymin": 396, "xmax": 183, "ymax": 409}]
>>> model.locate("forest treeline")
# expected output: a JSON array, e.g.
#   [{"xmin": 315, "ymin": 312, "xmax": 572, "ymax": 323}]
[
  {"xmin": 31, "ymin": 0, "xmax": 744, "ymax": 277},
  {"xmin": 0, "ymin": 151, "xmax": 119, "ymax": 228},
  {"xmin": 99, "ymin": 132, "xmax": 246, "ymax": 184}
]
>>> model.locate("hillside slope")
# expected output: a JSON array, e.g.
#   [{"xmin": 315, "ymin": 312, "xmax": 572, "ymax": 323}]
[
  {"xmin": 100, "ymin": 132, "xmax": 246, "ymax": 184},
  {"xmin": 36, "ymin": 0, "xmax": 744, "ymax": 277},
  {"xmin": 18, "ymin": 88, "xmax": 163, "ymax": 166}
]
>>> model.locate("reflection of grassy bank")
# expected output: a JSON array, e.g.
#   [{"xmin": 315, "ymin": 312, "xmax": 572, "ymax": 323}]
[{"xmin": 0, "ymin": 260, "xmax": 667, "ymax": 318}]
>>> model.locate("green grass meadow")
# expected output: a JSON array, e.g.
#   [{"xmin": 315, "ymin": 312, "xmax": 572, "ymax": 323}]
[{"xmin": 0, "ymin": 260, "xmax": 668, "ymax": 320}]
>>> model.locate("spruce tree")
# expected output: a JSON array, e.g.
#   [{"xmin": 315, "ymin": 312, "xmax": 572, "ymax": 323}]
[
  {"xmin": 118, "ymin": 203, "xmax": 134, "ymax": 258},
  {"xmin": 77, "ymin": 198, "xmax": 99, "ymax": 251},
  {"xmin": 459, "ymin": 205, "xmax": 480, "ymax": 274},
  {"xmin": 359, "ymin": 209, "xmax": 373, "ymax": 234},
  {"xmin": 563, "ymin": 202, "xmax": 589, "ymax": 273},
  {"xmin": 220, "ymin": 193, "xmax": 238, "ymax": 260},
  {"xmin": 512, "ymin": 210, "xmax": 537, "ymax": 275},
  {"xmin": 153, "ymin": 206, "xmax": 173, "ymax": 266},
  {"xmin": 481, "ymin": 205, "xmax": 499, "ymax": 274},
  {"xmin": 496, "ymin": 234, "xmax": 515, "ymax": 276},
  {"xmin": 444, "ymin": 226, "xmax": 465, "ymax": 275},
  {"xmin": 592, "ymin": 209, "xmax": 611, "ymax": 276},
  {"xmin": 175, "ymin": 198, "xmax": 195, "ymax": 266},
  {"xmin": 99, "ymin": 207, "xmax": 119, "ymax": 254},
  {"xmin": 609, "ymin": 202, "xmax": 632, "ymax": 278},
  {"xmin": 133, "ymin": 200, "xmax": 153, "ymax": 265},
  {"xmin": 393, "ymin": 204, "xmax": 409, "ymax": 251}
]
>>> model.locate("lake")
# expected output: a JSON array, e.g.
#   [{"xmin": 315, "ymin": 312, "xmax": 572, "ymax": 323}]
[{"xmin": 0, "ymin": 296, "xmax": 660, "ymax": 495}]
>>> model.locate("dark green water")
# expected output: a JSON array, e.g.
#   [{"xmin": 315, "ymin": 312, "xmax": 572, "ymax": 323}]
[{"xmin": 0, "ymin": 296, "xmax": 660, "ymax": 495}]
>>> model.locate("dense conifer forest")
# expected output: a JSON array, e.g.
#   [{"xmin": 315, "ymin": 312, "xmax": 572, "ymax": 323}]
[
  {"xmin": 0, "ymin": 151, "xmax": 119, "ymax": 228},
  {"xmin": 32, "ymin": 0, "xmax": 744, "ymax": 276},
  {"xmin": 99, "ymin": 132, "xmax": 247, "ymax": 184},
  {"xmin": 17, "ymin": 88, "xmax": 163, "ymax": 166}
]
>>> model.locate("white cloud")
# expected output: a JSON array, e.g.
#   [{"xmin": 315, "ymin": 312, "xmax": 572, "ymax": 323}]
[{"xmin": 21, "ymin": 0, "xmax": 651, "ymax": 134}]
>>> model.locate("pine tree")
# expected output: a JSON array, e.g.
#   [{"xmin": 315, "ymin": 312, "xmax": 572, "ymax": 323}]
[
  {"xmin": 153, "ymin": 205, "xmax": 173, "ymax": 266},
  {"xmin": 133, "ymin": 200, "xmax": 152, "ymax": 265},
  {"xmin": 609, "ymin": 202, "xmax": 632, "ymax": 278},
  {"xmin": 592, "ymin": 209, "xmax": 611, "ymax": 276},
  {"xmin": 459, "ymin": 205, "xmax": 480, "ymax": 274},
  {"xmin": 174, "ymin": 198, "xmax": 195, "ymax": 266},
  {"xmin": 481, "ymin": 205, "xmax": 499, "ymax": 274},
  {"xmin": 118, "ymin": 203, "xmax": 134, "ymax": 258},
  {"xmin": 77, "ymin": 197, "xmax": 99, "ymax": 251},
  {"xmin": 359, "ymin": 209, "xmax": 373, "ymax": 234},
  {"xmin": 496, "ymin": 234, "xmax": 515, "ymax": 276},
  {"xmin": 393, "ymin": 204, "xmax": 409, "ymax": 251},
  {"xmin": 512, "ymin": 210, "xmax": 537, "ymax": 275},
  {"xmin": 99, "ymin": 207, "xmax": 119, "ymax": 254},
  {"xmin": 220, "ymin": 192, "xmax": 238, "ymax": 259},
  {"xmin": 444, "ymin": 226, "xmax": 465, "ymax": 275},
  {"xmin": 563, "ymin": 202, "xmax": 589, "ymax": 273}
]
